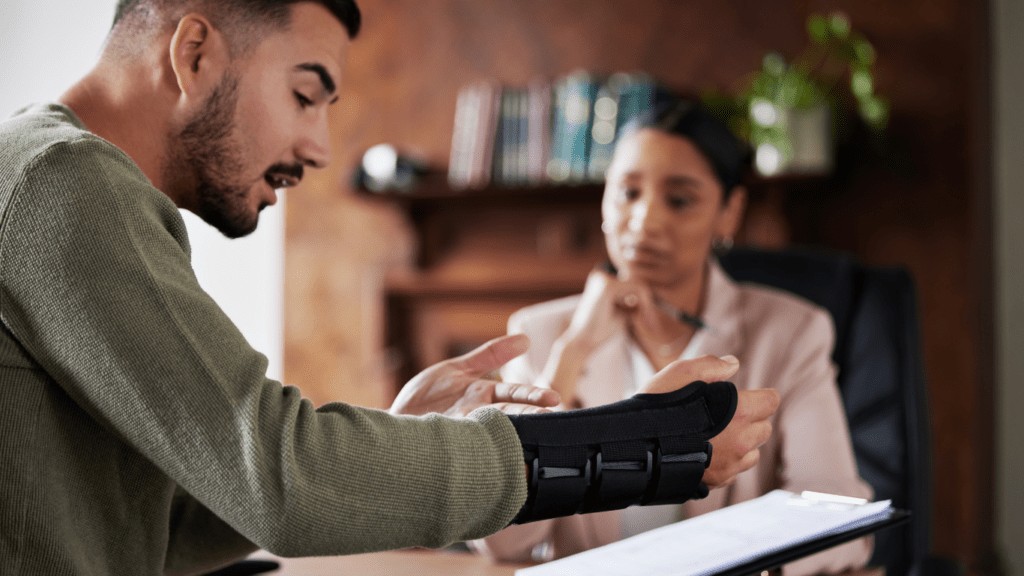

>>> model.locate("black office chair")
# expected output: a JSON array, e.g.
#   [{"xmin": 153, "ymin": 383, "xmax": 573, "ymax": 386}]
[{"xmin": 718, "ymin": 246, "xmax": 947, "ymax": 576}]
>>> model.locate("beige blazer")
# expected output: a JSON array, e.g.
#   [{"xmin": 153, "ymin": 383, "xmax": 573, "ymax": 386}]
[{"xmin": 474, "ymin": 260, "xmax": 873, "ymax": 576}]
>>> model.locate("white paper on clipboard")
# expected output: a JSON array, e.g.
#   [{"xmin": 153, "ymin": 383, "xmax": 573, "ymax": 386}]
[{"xmin": 514, "ymin": 489, "xmax": 893, "ymax": 576}]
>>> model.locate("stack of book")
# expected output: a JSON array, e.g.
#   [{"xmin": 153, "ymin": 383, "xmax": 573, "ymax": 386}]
[{"xmin": 447, "ymin": 71, "xmax": 665, "ymax": 190}]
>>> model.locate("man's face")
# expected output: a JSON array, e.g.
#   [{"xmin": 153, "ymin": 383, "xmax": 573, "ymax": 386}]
[{"xmin": 170, "ymin": 2, "xmax": 350, "ymax": 238}]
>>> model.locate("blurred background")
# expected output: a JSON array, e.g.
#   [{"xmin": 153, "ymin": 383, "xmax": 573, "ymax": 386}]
[{"xmin": 1, "ymin": 1, "xmax": 1020, "ymax": 575}]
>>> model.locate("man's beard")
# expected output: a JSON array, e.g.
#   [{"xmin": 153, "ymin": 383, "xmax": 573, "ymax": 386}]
[{"xmin": 167, "ymin": 75, "xmax": 264, "ymax": 239}]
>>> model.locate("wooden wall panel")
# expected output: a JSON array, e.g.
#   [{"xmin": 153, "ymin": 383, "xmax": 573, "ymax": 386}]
[{"xmin": 283, "ymin": 0, "xmax": 993, "ymax": 569}]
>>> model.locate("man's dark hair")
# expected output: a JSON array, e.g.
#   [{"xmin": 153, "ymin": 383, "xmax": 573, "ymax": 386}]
[{"xmin": 110, "ymin": 0, "xmax": 360, "ymax": 54}]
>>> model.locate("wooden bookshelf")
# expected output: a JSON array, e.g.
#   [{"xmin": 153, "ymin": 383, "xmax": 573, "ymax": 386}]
[{"xmin": 357, "ymin": 172, "xmax": 607, "ymax": 392}]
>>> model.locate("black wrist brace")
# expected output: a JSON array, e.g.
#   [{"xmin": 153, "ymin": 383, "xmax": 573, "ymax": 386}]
[{"xmin": 506, "ymin": 380, "xmax": 737, "ymax": 525}]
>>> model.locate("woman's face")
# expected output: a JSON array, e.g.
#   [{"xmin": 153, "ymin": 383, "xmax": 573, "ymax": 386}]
[{"xmin": 602, "ymin": 128, "xmax": 745, "ymax": 289}]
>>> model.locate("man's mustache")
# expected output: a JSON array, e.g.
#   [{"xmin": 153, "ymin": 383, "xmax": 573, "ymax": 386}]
[{"xmin": 266, "ymin": 163, "xmax": 304, "ymax": 182}]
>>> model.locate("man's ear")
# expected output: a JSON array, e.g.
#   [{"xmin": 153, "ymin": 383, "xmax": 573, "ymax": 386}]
[{"xmin": 168, "ymin": 14, "xmax": 229, "ymax": 98}]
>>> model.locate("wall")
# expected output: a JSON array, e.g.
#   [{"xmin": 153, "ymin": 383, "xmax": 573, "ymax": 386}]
[
  {"xmin": 0, "ymin": 0, "xmax": 286, "ymax": 380},
  {"xmin": 994, "ymin": 0, "xmax": 1024, "ymax": 572},
  {"xmin": 287, "ymin": 0, "xmax": 997, "ymax": 569}
]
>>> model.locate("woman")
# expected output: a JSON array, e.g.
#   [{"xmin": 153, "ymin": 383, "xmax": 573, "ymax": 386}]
[{"xmin": 472, "ymin": 100, "xmax": 873, "ymax": 576}]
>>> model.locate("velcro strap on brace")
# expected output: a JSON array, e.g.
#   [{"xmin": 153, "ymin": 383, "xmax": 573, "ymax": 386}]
[{"xmin": 507, "ymin": 380, "xmax": 737, "ymax": 525}]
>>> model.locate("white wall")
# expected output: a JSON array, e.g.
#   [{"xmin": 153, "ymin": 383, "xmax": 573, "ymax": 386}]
[
  {"xmin": 0, "ymin": 0, "xmax": 285, "ymax": 381},
  {"xmin": 994, "ymin": 0, "xmax": 1024, "ymax": 572}
]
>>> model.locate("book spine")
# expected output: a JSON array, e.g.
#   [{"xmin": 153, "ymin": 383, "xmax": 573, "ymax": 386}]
[
  {"xmin": 616, "ymin": 72, "xmax": 657, "ymax": 135},
  {"xmin": 587, "ymin": 76, "xmax": 621, "ymax": 182},
  {"xmin": 564, "ymin": 70, "xmax": 595, "ymax": 184},
  {"xmin": 546, "ymin": 77, "xmax": 570, "ymax": 183},
  {"xmin": 447, "ymin": 83, "xmax": 476, "ymax": 189},
  {"xmin": 506, "ymin": 88, "xmax": 521, "ymax": 186},
  {"xmin": 516, "ymin": 88, "xmax": 530, "ymax": 186},
  {"xmin": 499, "ymin": 88, "xmax": 519, "ymax": 186},
  {"xmin": 473, "ymin": 81, "xmax": 501, "ymax": 188},
  {"xmin": 526, "ymin": 78, "xmax": 552, "ymax": 185}
]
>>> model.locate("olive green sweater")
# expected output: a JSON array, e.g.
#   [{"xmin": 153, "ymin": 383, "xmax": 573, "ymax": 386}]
[{"xmin": 0, "ymin": 103, "xmax": 527, "ymax": 576}]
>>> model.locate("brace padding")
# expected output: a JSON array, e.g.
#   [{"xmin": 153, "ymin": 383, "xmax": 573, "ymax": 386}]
[{"xmin": 507, "ymin": 380, "xmax": 737, "ymax": 525}]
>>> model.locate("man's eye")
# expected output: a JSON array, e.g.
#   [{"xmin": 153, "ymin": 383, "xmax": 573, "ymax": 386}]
[{"xmin": 294, "ymin": 91, "xmax": 314, "ymax": 108}]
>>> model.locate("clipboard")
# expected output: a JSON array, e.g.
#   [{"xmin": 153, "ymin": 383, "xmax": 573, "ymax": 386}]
[
  {"xmin": 515, "ymin": 490, "xmax": 909, "ymax": 576},
  {"xmin": 712, "ymin": 507, "xmax": 911, "ymax": 576}
]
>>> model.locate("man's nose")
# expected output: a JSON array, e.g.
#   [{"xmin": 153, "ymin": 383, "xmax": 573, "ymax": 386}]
[{"xmin": 297, "ymin": 116, "xmax": 332, "ymax": 169}]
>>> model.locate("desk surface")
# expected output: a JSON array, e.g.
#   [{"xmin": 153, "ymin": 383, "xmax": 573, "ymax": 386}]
[
  {"xmin": 250, "ymin": 549, "xmax": 529, "ymax": 576},
  {"xmin": 250, "ymin": 550, "xmax": 885, "ymax": 576}
]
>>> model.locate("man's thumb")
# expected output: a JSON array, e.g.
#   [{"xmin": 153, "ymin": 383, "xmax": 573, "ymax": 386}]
[
  {"xmin": 673, "ymin": 354, "xmax": 740, "ymax": 383},
  {"xmin": 454, "ymin": 333, "xmax": 531, "ymax": 375},
  {"xmin": 639, "ymin": 354, "xmax": 740, "ymax": 394}
]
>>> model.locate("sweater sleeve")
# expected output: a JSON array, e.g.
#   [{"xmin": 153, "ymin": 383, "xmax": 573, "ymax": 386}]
[
  {"xmin": 0, "ymin": 137, "xmax": 527, "ymax": 557},
  {"xmin": 475, "ymin": 307, "xmax": 559, "ymax": 562}
]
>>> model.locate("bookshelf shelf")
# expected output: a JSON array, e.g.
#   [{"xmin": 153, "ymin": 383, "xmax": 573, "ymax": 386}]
[
  {"xmin": 356, "ymin": 171, "xmax": 604, "ymax": 205},
  {"xmin": 357, "ymin": 171, "xmax": 605, "ymax": 268}
]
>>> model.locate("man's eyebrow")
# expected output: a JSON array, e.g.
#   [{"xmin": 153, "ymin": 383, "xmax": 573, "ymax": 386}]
[{"xmin": 296, "ymin": 63, "xmax": 336, "ymax": 95}]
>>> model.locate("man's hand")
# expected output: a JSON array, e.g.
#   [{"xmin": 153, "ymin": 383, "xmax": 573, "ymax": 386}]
[
  {"xmin": 389, "ymin": 334, "xmax": 561, "ymax": 418},
  {"xmin": 636, "ymin": 354, "xmax": 780, "ymax": 491},
  {"xmin": 704, "ymin": 388, "xmax": 779, "ymax": 488},
  {"xmin": 637, "ymin": 354, "xmax": 742, "ymax": 395}
]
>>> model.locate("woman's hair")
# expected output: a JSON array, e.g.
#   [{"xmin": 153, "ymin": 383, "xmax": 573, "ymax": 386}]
[{"xmin": 620, "ymin": 98, "xmax": 751, "ymax": 198}]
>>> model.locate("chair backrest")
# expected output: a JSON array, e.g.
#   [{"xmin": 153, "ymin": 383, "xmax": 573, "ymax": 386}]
[{"xmin": 718, "ymin": 247, "xmax": 932, "ymax": 576}]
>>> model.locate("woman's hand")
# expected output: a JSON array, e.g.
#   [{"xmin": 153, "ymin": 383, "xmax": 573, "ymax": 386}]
[
  {"xmin": 534, "ymin": 266, "xmax": 657, "ymax": 407},
  {"xmin": 389, "ymin": 334, "xmax": 561, "ymax": 418},
  {"xmin": 562, "ymin": 266, "xmax": 660, "ymax": 355}
]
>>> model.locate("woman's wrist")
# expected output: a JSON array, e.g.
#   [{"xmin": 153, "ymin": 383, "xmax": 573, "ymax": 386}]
[
  {"xmin": 555, "ymin": 332, "xmax": 597, "ymax": 359},
  {"xmin": 541, "ymin": 335, "xmax": 592, "ymax": 409}
]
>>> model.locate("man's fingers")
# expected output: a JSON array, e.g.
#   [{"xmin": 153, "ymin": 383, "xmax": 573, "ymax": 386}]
[
  {"xmin": 705, "ymin": 446, "xmax": 761, "ymax": 489},
  {"xmin": 492, "ymin": 403, "xmax": 554, "ymax": 415},
  {"xmin": 739, "ymin": 446, "xmax": 762, "ymax": 471},
  {"xmin": 638, "ymin": 354, "xmax": 741, "ymax": 394},
  {"xmin": 749, "ymin": 419, "xmax": 773, "ymax": 449},
  {"xmin": 736, "ymin": 388, "xmax": 781, "ymax": 422},
  {"xmin": 493, "ymin": 382, "xmax": 561, "ymax": 407},
  {"xmin": 453, "ymin": 333, "xmax": 531, "ymax": 375},
  {"xmin": 712, "ymin": 474, "xmax": 738, "ymax": 488},
  {"xmin": 671, "ymin": 354, "xmax": 741, "ymax": 383}
]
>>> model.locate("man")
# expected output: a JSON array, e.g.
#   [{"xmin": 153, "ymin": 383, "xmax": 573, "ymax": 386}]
[{"xmin": 0, "ymin": 1, "xmax": 779, "ymax": 574}]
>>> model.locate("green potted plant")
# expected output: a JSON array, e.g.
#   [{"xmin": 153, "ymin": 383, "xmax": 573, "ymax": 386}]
[{"xmin": 704, "ymin": 11, "xmax": 889, "ymax": 177}]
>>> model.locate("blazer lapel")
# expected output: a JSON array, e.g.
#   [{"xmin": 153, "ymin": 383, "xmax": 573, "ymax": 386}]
[
  {"xmin": 686, "ymin": 260, "xmax": 745, "ymax": 364},
  {"xmin": 578, "ymin": 328, "xmax": 633, "ymax": 406}
]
